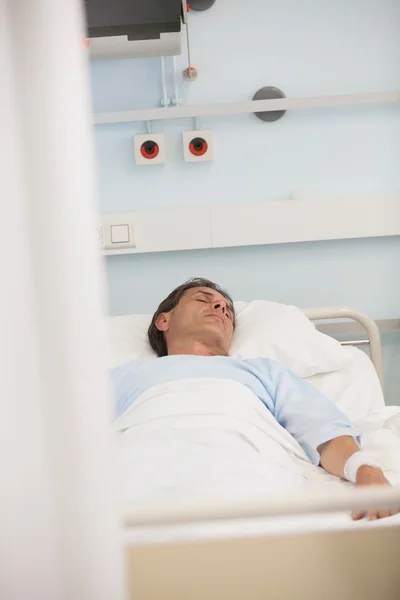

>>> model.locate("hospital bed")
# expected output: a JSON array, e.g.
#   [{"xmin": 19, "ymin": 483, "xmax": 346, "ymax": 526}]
[{"xmin": 110, "ymin": 305, "xmax": 400, "ymax": 600}]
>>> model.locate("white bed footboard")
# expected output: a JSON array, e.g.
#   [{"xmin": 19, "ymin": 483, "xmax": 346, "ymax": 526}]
[{"xmin": 303, "ymin": 306, "xmax": 384, "ymax": 390}]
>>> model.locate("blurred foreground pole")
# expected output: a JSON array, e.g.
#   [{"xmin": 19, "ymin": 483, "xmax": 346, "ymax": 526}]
[{"xmin": 0, "ymin": 1, "xmax": 126, "ymax": 598}]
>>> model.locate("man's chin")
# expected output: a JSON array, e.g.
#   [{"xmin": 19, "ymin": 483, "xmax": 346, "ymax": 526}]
[{"xmin": 196, "ymin": 325, "xmax": 230, "ymax": 353}]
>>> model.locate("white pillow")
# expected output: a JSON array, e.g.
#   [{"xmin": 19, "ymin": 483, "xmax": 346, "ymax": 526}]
[
  {"xmin": 305, "ymin": 346, "xmax": 385, "ymax": 423},
  {"xmin": 107, "ymin": 314, "xmax": 154, "ymax": 367},
  {"xmin": 229, "ymin": 301, "xmax": 351, "ymax": 377},
  {"xmin": 107, "ymin": 300, "xmax": 352, "ymax": 377}
]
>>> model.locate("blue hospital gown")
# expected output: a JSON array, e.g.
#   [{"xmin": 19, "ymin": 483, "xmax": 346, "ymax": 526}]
[{"xmin": 111, "ymin": 355, "xmax": 359, "ymax": 465}]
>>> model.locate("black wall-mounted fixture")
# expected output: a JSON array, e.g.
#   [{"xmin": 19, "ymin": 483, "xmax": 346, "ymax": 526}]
[
  {"xmin": 84, "ymin": 0, "xmax": 184, "ymax": 59},
  {"xmin": 190, "ymin": 0, "xmax": 216, "ymax": 10}
]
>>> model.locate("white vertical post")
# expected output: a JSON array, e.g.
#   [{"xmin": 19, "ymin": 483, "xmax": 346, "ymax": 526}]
[
  {"xmin": 172, "ymin": 55, "xmax": 181, "ymax": 106},
  {"xmin": 160, "ymin": 56, "xmax": 170, "ymax": 106},
  {"xmin": 0, "ymin": 1, "xmax": 126, "ymax": 598},
  {"xmin": 0, "ymin": 4, "xmax": 63, "ymax": 598}
]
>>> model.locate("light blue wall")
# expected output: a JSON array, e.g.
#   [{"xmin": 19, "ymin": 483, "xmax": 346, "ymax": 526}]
[
  {"xmin": 92, "ymin": 0, "xmax": 400, "ymax": 214},
  {"xmin": 105, "ymin": 238, "xmax": 400, "ymax": 318},
  {"xmin": 91, "ymin": 0, "xmax": 400, "ymax": 402}
]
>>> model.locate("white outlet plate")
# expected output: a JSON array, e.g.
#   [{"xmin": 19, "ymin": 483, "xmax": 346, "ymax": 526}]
[
  {"xmin": 134, "ymin": 133, "xmax": 166, "ymax": 166},
  {"xmin": 102, "ymin": 213, "xmax": 136, "ymax": 250},
  {"xmin": 182, "ymin": 130, "xmax": 214, "ymax": 163}
]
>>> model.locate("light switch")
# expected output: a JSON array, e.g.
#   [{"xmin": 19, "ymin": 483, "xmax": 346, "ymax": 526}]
[
  {"xmin": 102, "ymin": 213, "xmax": 136, "ymax": 250},
  {"xmin": 111, "ymin": 224, "xmax": 130, "ymax": 244}
]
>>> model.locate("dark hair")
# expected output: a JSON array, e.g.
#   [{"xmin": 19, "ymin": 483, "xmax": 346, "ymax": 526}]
[{"xmin": 148, "ymin": 277, "xmax": 235, "ymax": 357}]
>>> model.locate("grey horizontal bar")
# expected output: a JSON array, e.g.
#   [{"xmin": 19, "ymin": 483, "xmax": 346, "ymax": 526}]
[
  {"xmin": 94, "ymin": 91, "xmax": 400, "ymax": 125},
  {"xmin": 124, "ymin": 485, "xmax": 400, "ymax": 527},
  {"xmin": 317, "ymin": 318, "xmax": 400, "ymax": 336},
  {"xmin": 341, "ymin": 340, "xmax": 370, "ymax": 347}
]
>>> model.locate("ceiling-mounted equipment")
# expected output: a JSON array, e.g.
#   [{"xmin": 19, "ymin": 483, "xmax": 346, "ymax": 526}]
[
  {"xmin": 252, "ymin": 87, "xmax": 287, "ymax": 122},
  {"xmin": 84, "ymin": 0, "xmax": 184, "ymax": 60},
  {"xmin": 190, "ymin": 0, "xmax": 216, "ymax": 9}
]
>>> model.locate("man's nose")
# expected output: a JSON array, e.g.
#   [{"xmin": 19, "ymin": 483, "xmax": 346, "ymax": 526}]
[{"xmin": 212, "ymin": 301, "xmax": 226, "ymax": 313}]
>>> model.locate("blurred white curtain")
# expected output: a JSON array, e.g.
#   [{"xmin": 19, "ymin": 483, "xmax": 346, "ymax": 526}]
[{"xmin": 0, "ymin": 1, "xmax": 126, "ymax": 599}]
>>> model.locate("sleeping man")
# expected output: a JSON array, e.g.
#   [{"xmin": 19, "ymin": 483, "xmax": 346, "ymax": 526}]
[{"xmin": 112, "ymin": 278, "xmax": 397, "ymax": 520}]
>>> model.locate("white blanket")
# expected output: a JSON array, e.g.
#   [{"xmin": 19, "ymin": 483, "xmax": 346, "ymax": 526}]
[{"xmin": 115, "ymin": 376, "xmax": 400, "ymax": 511}]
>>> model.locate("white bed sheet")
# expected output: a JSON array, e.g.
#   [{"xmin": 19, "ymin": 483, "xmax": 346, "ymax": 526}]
[{"xmin": 121, "ymin": 348, "xmax": 400, "ymax": 546}]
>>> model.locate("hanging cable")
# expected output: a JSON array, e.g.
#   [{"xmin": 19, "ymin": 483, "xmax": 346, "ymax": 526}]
[
  {"xmin": 182, "ymin": 4, "xmax": 198, "ymax": 81},
  {"xmin": 185, "ymin": 5, "xmax": 192, "ymax": 69}
]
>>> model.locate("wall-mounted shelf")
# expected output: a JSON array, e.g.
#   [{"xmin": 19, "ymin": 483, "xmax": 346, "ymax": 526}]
[
  {"xmin": 101, "ymin": 194, "xmax": 400, "ymax": 256},
  {"xmin": 94, "ymin": 91, "xmax": 400, "ymax": 125}
]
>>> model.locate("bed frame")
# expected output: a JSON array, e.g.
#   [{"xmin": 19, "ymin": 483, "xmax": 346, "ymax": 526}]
[
  {"xmin": 303, "ymin": 306, "xmax": 384, "ymax": 389},
  {"xmin": 124, "ymin": 306, "xmax": 397, "ymax": 600},
  {"xmin": 126, "ymin": 526, "xmax": 400, "ymax": 599}
]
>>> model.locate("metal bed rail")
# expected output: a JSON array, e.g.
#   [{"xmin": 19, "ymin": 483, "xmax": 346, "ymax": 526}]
[
  {"xmin": 124, "ymin": 485, "xmax": 400, "ymax": 528},
  {"xmin": 302, "ymin": 306, "xmax": 384, "ymax": 391}
]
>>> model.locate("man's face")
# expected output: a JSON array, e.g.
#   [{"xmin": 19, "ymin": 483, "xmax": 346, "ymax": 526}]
[{"xmin": 156, "ymin": 287, "xmax": 235, "ymax": 354}]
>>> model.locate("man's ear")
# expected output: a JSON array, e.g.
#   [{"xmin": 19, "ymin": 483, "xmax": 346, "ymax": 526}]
[{"xmin": 155, "ymin": 312, "xmax": 170, "ymax": 332}]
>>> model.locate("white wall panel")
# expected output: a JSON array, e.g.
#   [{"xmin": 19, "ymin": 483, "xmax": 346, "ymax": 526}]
[
  {"xmin": 210, "ymin": 195, "xmax": 400, "ymax": 248},
  {"xmin": 102, "ymin": 195, "xmax": 400, "ymax": 256}
]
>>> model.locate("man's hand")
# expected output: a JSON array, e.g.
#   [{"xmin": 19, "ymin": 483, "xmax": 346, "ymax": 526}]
[
  {"xmin": 317, "ymin": 437, "xmax": 399, "ymax": 520},
  {"xmin": 352, "ymin": 466, "xmax": 399, "ymax": 521}
]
